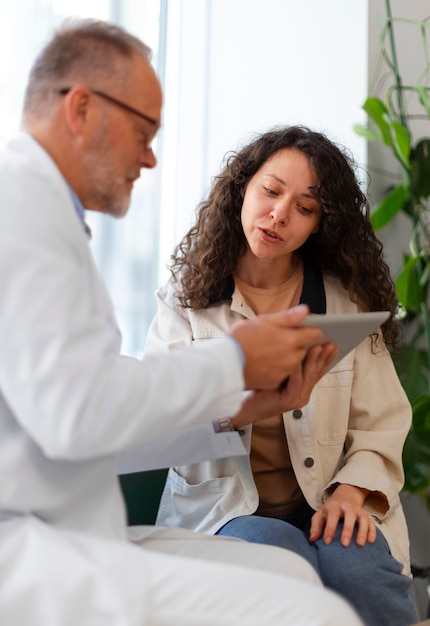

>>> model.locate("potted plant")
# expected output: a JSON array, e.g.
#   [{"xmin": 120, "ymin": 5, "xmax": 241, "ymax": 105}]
[{"xmin": 354, "ymin": 0, "xmax": 430, "ymax": 503}]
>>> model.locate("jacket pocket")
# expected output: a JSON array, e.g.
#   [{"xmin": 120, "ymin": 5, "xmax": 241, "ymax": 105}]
[{"xmin": 317, "ymin": 352, "xmax": 354, "ymax": 388}]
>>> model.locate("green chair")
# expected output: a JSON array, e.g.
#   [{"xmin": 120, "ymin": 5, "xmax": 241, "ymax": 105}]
[{"xmin": 119, "ymin": 469, "xmax": 168, "ymax": 525}]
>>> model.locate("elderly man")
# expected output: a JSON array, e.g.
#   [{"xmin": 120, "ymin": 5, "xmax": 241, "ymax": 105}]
[{"xmin": 0, "ymin": 18, "xmax": 362, "ymax": 626}]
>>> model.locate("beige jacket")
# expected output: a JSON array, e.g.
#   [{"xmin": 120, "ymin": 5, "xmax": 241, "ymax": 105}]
[{"xmin": 145, "ymin": 274, "xmax": 412, "ymax": 575}]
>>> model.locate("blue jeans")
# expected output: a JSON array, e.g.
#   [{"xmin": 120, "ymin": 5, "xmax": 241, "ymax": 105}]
[{"xmin": 217, "ymin": 503, "xmax": 419, "ymax": 626}]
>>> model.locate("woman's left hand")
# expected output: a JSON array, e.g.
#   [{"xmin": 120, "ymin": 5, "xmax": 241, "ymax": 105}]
[
  {"xmin": 232, "ymin": 341, "xmax": 338, "ymax": 428},
  {"xmin": 309, "ymin": 484, "xmax": 377, "ymax": 547}
]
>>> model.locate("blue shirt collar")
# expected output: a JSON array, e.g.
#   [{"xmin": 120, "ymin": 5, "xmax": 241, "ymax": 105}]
[
  {"xmin": 68, "ymin": 186, "xmax": 85, "ymax": 221},
  {"xmin": 68, "ymin": 186, "xmax": 92, "ymax": 237}
]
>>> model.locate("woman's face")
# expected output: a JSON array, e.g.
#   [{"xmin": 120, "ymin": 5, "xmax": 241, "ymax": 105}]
[{"xmin": 240, "ymin": 148, "xmax": 322, "ymax": 263}]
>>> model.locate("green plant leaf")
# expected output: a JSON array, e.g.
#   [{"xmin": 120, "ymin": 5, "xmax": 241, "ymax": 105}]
[
  {"xmin": 403, "ymin": 393, "xmax": 430, "ymax": 493},
  {"xmin": 393, "ymin": 346, "xmax": 429, "ymax": 401},
  {"xmin": 362, "ymin": 97, "xmax": 393, "ymax": 146},
  {"xmin": 416, "ymin": 86, "xmax": 430, "ymax": 118},
  {"xmin": 420, "ymin": 260, "xmax": 430, "ymax": 287},
  {"xmin": 389, "ymin": 120, "xmax": 411, "ymax": 168},
  {"xmin": 403, "ymin": 423, "xmax": 430, "ymax": 493},
  {"xmin": 395, "ymin": 256, "xmax": 425, "ymax": 310},
  {"xmin": 381, "ymin": 113, "xmax": 411, "ymax": 169},
  {"xmin": 410, "ymin": 138, "xmax": 430, "ymax": 198},
  {"xmin": 370, "ymin": 185, "xmax": 408, "ymax": 230},
  {"xmin": 412, "ymin": 394, "xmax": 430, "ymax": 429},
  {"xmin": 352, "ymin": 123, "xmax": 380, "ymax": 142}
]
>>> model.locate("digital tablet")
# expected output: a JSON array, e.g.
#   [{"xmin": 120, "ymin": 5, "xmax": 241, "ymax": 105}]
[{"xmin": 301, "ymin": 311, "xmax": 390, "ymax": 370}]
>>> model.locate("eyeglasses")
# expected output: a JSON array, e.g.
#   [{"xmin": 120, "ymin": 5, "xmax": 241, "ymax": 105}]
[{"xmin": 58, "ymin": 87, "xmax": 159, "ymax": 126}]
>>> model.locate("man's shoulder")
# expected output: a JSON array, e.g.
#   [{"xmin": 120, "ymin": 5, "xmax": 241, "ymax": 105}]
[
  {"xmin": 0, "ymin": 132, "xmax": 82, "ymax": 247},
  {"xmin": 0, "ymin": 132, "xmax": 57, "ymax": 178},
  {"xmin": 1, "ymin": 132, "xmax": 36, "ymax": 161}
]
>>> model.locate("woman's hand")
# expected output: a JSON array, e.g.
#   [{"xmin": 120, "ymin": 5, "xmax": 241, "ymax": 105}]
[
  {"xmin": 231, "ymin": 341, "xmax": 338, "ymax": 429},
  {"xmin": 309, "ymin": 484, "xmax": 377, "ymax": 547},
  {"xmin": 229, "ymin": 305, "xmax": 325, "ymax": 390}
]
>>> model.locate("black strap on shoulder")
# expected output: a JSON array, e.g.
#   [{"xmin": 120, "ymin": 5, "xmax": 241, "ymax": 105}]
[{"xmin": 299, "ymin": 253, "xmax": 326, "ymax": 314}]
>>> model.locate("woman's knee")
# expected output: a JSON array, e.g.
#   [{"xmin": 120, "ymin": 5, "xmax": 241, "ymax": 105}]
[
  {"xmin": 217, "ymin": 515, "xmax": 320, "ymax": 573},
  {"xmin": 218, "ymin": 515, "xmax": 299, "ymax": 548},
  {"xmin": 316, "ymin": 526, "xmax": 397, "ymax": 585}
]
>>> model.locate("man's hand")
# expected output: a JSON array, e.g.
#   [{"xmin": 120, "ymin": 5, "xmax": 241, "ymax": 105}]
[
  {"xmin": 229, "ymin": 305, "xmax": 325, "ymax": 390},
  {"xmin": 231, "ymin": 342, "xmax": 338, "ymax": 429},
  {"xmin": 309, "ymin": 484, "xmax": 377, "ymax": 547}
]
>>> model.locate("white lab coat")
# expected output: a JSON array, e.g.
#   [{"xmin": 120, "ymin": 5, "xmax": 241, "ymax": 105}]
[
  {"xmin": 0, "ymin": 133, "xmax": 365, "ymax": 626},
  {"xmin": 0, "ymin": 133, "xmax": 245, "ymax": 537}
]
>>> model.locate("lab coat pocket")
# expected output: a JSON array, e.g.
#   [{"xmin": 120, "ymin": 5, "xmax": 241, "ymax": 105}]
[{"xmin": 156, "ymin": 467, "xmax": 237, "ymax": 533}]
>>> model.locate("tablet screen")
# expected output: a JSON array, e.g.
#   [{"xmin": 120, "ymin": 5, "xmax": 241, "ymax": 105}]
[{"xmin": 301, "ymin": 311, "xmax": 390, "ymax": 369}]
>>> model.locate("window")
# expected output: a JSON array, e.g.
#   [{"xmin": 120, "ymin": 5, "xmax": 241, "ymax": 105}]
[{"xmin": 0, "ymin": 0, "xmax": 164, "ymax": 356}]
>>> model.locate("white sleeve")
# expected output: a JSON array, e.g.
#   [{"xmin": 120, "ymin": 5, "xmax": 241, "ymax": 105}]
[{"xmin": 0, "ymin": 147, "xmax": 244, "ymax": 461}]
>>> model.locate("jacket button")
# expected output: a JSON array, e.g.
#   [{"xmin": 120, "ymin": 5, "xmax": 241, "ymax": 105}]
[
  {"xmin": 304, "ymin": 457, "xmax": 314, "ymax": 468},
  {"xmin": 292, "ymin": 409, "xmax": 302, "ymax": 419}
]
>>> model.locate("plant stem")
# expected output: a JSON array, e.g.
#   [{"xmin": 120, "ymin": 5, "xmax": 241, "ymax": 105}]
[{"xmin": 385, "ymin": 0, "xmax": 407, "ymax": 126}]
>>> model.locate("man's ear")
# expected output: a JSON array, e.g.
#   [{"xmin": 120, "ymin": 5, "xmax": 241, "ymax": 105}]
[{"xmin": 62, "ymin": 85, "xmax": 94, "ymax": 136}]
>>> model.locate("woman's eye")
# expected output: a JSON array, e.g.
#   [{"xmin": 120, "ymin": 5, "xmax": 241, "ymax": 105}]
[
  {"xmin": 299, "ymin": 205, "xmax": 312, "ymax": 214},
  {"xmin": 264, "ymin": 187, "xmax": 277, "ymax": 196}
]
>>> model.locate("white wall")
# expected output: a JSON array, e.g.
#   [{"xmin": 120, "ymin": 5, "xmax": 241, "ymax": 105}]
[{"xmin": 158, "ymin": 0, "xmax": 369, "ymax": 280}]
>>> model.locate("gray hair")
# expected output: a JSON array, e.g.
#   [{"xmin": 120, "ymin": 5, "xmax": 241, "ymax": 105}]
[{"xmin": 23, "ymin": 17, "xmax": 152, "ymax": 120}]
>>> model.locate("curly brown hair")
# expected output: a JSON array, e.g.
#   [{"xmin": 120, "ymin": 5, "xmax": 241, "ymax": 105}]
[{"xmin": 170, "ymin": 125, "xmax": 400, "ymax": 348}]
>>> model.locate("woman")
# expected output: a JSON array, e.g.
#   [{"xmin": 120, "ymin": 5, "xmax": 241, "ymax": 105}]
[{"xmin": 145, "ymin": 126, "xmax": 418, "ymax": 626}]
